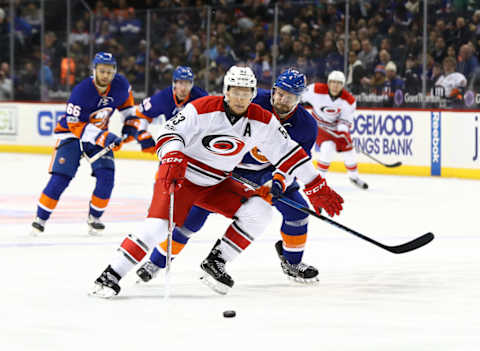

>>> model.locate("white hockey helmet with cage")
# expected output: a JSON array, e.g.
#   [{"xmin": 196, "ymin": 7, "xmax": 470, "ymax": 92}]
[
  {"xmin": 223, "ymin": 65, "xmax": 257, "ymax": 101},
  {"xmin": 327, "ymin": 70, "xmax": 346, "ymax": 85}
]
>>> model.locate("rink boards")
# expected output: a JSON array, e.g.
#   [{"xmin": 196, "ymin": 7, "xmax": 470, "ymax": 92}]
[{"xmin": 0, "ymin": 102, "xmax": 479, "ymax": 179}]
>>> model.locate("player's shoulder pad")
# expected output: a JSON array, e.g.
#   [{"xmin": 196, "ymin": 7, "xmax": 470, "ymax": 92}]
[
  {"xmin": 111, "ymin": 73, "xmax": 130, "ymax": 91},
  {"xmin": 190, "ymin": 95, "xmax": 224, "ymax": 114},
  {"xmin": 340, "ymin": 88, "xmax": 355, "ymax": 105},
  {"xmin": 247, "ymin": 102, "xmax": 272, "ymax": 124},
  {"xmin": 192, "ymin": 85, "xmax": 209, "ymax": 97},
  {"xmin": 69, "ymin": 77, "xmax": 94, "ymax": 102},
  {"xmin": 313, "ymin": 82, "xmax": 329, "ymax": 94},
  {"xmin": 296, "ymin": 104, "xmax": 318, "ymax": 129}
]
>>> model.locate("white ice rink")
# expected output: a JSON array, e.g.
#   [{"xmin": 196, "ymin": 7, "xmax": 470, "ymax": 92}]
[{"xmin": 1, "ymin": 153, "xmax": 479, "ymax": 351}]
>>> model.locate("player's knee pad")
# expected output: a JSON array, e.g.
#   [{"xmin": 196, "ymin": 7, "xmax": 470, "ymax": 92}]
[
  {"xmin": 235, "ymin": 196, "xmax": 273, "ymax": 238},
  {"xmin": 138, "ymin": 217, "xmax": 170, "ymax": 249},
  {"xmin": 318, "ymin": 140, "xmax": 336, "ymax": 162},
  {"xmin": 93, "ymin": 168, "xmax": 115, "ymax": 198}
]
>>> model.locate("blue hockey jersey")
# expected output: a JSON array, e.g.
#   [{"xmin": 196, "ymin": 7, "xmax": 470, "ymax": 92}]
[
  {"xmin": 136, "ymin": 85, "xmax": 208, "ymax": 123},
  {"xmin": 54, "ymin": 74, "xmax": 135, "ymax": 144},
  {"xmin": 237, "ymin": 88, "xmax": 318, "ymax": 181}
]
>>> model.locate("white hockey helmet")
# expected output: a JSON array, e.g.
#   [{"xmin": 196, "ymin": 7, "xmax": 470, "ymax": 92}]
[
  {"xmin": 223, "ymin": 65, "xmax": 257, "ymax": 101},
  {"xmin": 327, "ymin": 70, "xmax": 346, "ymax": 85}
]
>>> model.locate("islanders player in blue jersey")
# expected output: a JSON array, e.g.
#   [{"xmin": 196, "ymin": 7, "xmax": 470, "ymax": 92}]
[
  {"xmin": 31, "ymin": 52, "xmax": 151, "ymax": 236},
  {"xmin": 136, "ymin": 69, "xmax": 321, "ymax": 284},
  {"xmin": 134, "ymin": 66, "xmax": 207, "ymax": 128}
]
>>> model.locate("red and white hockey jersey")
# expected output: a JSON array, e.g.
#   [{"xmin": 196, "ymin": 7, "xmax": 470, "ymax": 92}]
[
  {"xmin": 155, "ymin": 95, "xmax": 318, "ymax": 187},
  {"xmin": 434, "ymin": 72, "xmax": 467, "ymax": 98},
  {"xmin": 301, "ymin": 83, "xmax": 356, "ymax": 133}
]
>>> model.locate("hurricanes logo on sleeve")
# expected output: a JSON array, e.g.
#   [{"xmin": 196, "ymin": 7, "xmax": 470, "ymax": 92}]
[
  {"xmin": 202, "ymin": 135, "xmax": 245, "ymax": 156},
  {"xmin": 320, "ymin": 106, "xmax": 341, "ymax": 118}
]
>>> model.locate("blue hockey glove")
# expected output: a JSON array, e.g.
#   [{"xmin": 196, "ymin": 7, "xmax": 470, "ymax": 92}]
[
  {"xmin": 121, "ymin": 117, "xmax": 141, "ymax": 143},
  {"xmin": 95, "ymin": 131, "xmax": 123, "ymax": 151}
]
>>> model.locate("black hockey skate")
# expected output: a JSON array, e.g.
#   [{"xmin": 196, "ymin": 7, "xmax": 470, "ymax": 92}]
[
  {"xmin": 275, "ymin": 240, "xmax": 319, "ymax": 284},
  {"xmin": 350, "ymin": 177, "xmax": 369, "ymax": 190},
  {"xmin": 89, "ymin": 265, "xmax": 121, "ymax": 298},
  {"xmin": 200, "ymin": 240, "xmax": 234, "ymax": 295},
  {"xmin": 136, "ymin": 260, "xmax": 161, "ymax": 283},
  {"xmin": 31, "ymin": 217, "xmax": 45, "ymax": 236},
  {"xmin": 87, "ymin": 214, "xmax": 105, "ymax": 235}
]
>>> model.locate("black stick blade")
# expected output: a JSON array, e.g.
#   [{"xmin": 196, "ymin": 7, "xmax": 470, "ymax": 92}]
[
  {"xmin": 384, "ymin": 232, "xmax": 434, "ymax": 254},
  {"xmin": 385, "ymin": 161, "xmax": 403, "ymax": 168}
]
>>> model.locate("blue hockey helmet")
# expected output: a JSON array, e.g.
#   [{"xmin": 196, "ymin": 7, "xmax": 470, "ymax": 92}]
[
  {"xmin": 273, "ymin": 69, "xmax": 307, "ymax": 96},
  {"xmin": 173, "ymin": 66, "xmax": 194, "ymax": 82},
  {"xmin": 92, "ymin": 52, "xmax": 117, "ymax": 71}
]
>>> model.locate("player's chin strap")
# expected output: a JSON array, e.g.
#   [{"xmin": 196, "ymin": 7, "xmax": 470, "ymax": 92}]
[
  {"xmin": 231, "ymin": 173, "xmax": 434, "ymax": 254},
  {"xmin": 80, "ymin": 135, "xmax": 128, "ymax": 164}
]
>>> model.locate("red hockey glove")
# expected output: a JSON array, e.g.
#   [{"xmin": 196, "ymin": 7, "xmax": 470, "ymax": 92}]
[
  {"xmin": 304, "ymin": 175, "xmax": 344, "ymax": 217},
  {"xmin": 136, "ymin": 130, "xmax": 155, "ymax": 154},
  {"xmin": 333, "ymin": 130, "xmax": 353, "ymax": 151},
  {"xmin": 157, "ymin": 151, "xmax": 187, "ymax": 193}
]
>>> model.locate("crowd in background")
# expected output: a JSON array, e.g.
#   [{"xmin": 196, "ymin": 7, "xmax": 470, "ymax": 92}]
[{"xmin": 0, "ymin": 0, "xmax": 479, "ymax": 107}]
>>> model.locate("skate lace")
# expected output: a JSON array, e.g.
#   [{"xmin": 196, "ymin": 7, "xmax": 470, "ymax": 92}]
[
  {"xmin": 294, "ymin": 262, "xmax": 310, "ymax": 273},
  {"xmin": 143, "ymin": 261, "xmax": 160, "ymax": 274}
]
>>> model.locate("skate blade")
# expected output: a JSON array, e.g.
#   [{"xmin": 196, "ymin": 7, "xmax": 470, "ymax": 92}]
[
  {"xmin": 287, "ymin": 275, "xmax": 320, "ymax": 285},
  {"xmin": 88, "ymin": 228, "xmax": 104, "ymax": 236},
  {"xmin": 199, "ymin": 273, "xmax": 229, "ymax": 295},
  {"xmin": 30, "ymin": 229, "xmax": 41, "ymax": 237},
  {"xmin": 88, "ymin": 284, "xmax": 117, "ymax": 299}
]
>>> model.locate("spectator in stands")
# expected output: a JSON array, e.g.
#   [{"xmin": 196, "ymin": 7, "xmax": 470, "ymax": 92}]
[
  {"xmin": 434, "ymin": 57, "xmax": 467, "ymax": 102},
  {"xmin": 385, "ymin": 61, "xmax": 404, "ymax": 93},
  {"xmin": 215, "ymin": 39, "xmax": 235, "ymax": 70},
  {"xmin": 453, "ymin": 17, "xmax": 473, "ymax": 47},
  {"xmin": 432, "ymin": 36, "xmax": 447, "ymax": 63},
  {"xmin": 22, "ymin": 2, "xmax": 41, "ymax": 35},
  {"xmin": 0, "ymin": 8, "xmax": 8, "ymax": 62},
  {"xmin": 118, "ymin": 7, "xmax": 142, "ymax": 48},
  {"xmin": 70, "ymin": 19, "xmax": 89, "ymax": 47},
  {"xmin": 358, "ymin": 39, "xmax": 378, "ymax": 72},
  {"xmin": 377, "ymin": 49, "xmax": 391, "ymax": 67},
  {"xmin": 325, "ymin": 38, "xmax": 344, "ymax": 74},
  {"xmin": 0, "ymin": 61, "xmax": 12, "ymax": 100},
  {"xmin": 16, "ymin": 61, "xmax": 39, "ymax": 100},
  {"xmin": 446, "ymin": 45, "xmax": 457, "ymax": 61},
  {"xmin": 361, "ymin": 64, "xmax": 387, "ymax": 95},
  {"xmin": 403, "ymin": 54, "xmax": 421, "ymax": 94},
  {"xmin": 346, "ymin": 50, "xmax": 365, "ymax": 94},
  {"xmin": 457, "ymin": 43, "xmax": 479, "ymax": 80}
]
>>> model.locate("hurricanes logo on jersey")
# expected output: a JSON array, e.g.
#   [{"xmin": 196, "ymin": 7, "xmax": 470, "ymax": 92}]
[
  {"xmin": 202, "ymin": 135, "xmax": 245, "ymax": 156},
  {"xmin": 320, "ymin": 106, "xmax": 341, "ymax": 118}
]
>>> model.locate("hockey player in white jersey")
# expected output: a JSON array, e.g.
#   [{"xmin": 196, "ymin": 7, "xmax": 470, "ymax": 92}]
[
  {"xmin": 90, "ymin": 65, "xmax": 343, "ymax": 298},
  {"xmin": 302, "ymin": 70, "xmax": 368, "ymax": 189}
]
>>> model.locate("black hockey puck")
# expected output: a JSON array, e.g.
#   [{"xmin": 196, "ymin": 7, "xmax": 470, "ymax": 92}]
[{"xmin": 223, "ymin": 310, "xmax": 236, "ymax": 318}]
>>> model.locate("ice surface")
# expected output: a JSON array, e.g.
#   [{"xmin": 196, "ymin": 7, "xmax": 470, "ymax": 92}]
[{"xmin": 1, "ymin": 153, "xmax": 478, "ymax": 350}]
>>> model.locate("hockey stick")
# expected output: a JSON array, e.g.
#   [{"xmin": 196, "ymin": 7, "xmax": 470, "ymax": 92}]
[
  {"xmin": 355, "ymin": 146, "xmax": 402, "ymax": 168},
  {"xmin": 164, "ymin": 182, "xmax": 175, "ymax": 299},
  {"xmin": 232, "ymin": 173, "xmax": 434, "ymax": 254},
  {"xmin": 81, "ymin": 135, "xmax": 128, "ymax": 164},
  {"xmin": 319, "ymin": 126, "xmax": 402, "ymax": 168}
]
